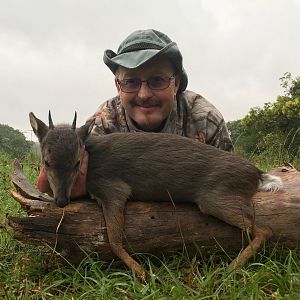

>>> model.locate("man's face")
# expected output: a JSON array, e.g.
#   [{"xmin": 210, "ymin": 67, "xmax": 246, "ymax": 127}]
[{"xmin": 115, "ymin": 57, "xmax": 181, "ymax": 132}]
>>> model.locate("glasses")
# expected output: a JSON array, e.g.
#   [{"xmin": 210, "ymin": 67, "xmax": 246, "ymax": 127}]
[{"xmin": 116, "ymin": 74, "xmax": 176, "ymax": 93}]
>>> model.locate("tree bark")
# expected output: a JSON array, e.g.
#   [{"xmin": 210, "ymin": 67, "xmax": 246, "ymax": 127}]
[{"xmin": 8, "ymin": 160, "xmax": 300, "ymax": 263}]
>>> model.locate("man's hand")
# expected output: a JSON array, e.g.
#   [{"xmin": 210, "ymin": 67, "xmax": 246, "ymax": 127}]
[
  {"xmin": 70, "ymin": 149, "xmax": 89, "ymax": 198},
  {"xmin": 36, "ymin": 166, "xmax": 52, "ymax": 195},
  {"xmin": 36, "ymin": 150, "xmax": 89, "ymax": 199}
]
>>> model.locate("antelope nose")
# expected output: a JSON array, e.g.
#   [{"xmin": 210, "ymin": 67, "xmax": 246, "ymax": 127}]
[{"xmin": 55, "ymin": 197, "xmax": 69, "ymax": 208}]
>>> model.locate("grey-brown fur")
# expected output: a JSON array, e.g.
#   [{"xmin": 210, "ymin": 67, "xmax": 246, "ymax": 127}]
[
  {"xmin": 86, "ymin": 133, "xmax": 261, "ymax": 227},
  {"xmin": 29, "ymin": 112, "xmax": 89, "ymax": 207},
  {"xmin": 30, "ymin": 112, "xmax": 282, "ymax": 280}
]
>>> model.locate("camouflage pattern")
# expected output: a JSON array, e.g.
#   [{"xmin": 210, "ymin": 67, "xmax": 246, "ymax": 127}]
[{"xmin": 90, "ymin": 90, "xmax": 233, "ymax": 151}]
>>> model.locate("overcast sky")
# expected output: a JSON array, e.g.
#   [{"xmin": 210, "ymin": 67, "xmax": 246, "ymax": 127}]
[{"xmin": 1, "ymin": 0, "xmax": 299, "ymax": 140}]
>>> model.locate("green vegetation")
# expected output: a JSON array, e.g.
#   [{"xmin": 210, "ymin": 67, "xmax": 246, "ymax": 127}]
[
  {"xmin": 0, "ymin": 124, "xmax": 33, "ymax": 160},
  {"xmin": 1, "ymin": 155, "xmax": 300, "ymax": 298},
  {"xmin": 1, "ymin": 74, "xmax": 300, "ymax": 298},
  {"xmin": 227, "ymin": 72, "xmax": 300, "ymax": 170}
]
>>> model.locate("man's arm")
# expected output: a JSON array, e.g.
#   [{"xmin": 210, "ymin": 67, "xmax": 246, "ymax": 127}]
[
  {"xmin": 206, "ymin": 113, "xmax": 234, "ymax": 151},
  {"xmin": 91, "ymin": 96, "xmax": 125, "ymax": 135},
  {"xmin": 184, "ymin": 91, "xmax": 233, "ymax": 151}
]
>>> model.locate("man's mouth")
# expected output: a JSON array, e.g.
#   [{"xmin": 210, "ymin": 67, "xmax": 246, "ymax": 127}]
[
  {"xmin": 138, "ymin": 104, "xmax": 156, "ymax": 108},
  {"xmin": 135, "ymin": 101, "xmax": 159, "ymax": 109}
]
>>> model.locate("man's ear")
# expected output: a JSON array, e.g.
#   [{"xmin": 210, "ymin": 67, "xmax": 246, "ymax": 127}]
[
  {"xmin": 29, "ymin": 112, "xmax": 49, "ymax": 143},
  {"xmin": 174, "ymin": 73, "xmax": 181, "ymax": 95},
  {"xmin": 76, "ymin": 117, "xmax": 95, "ymax": 142},
  {"xmin": 115, "ymin": 78, "xmax": 121, "ymax": 93}
]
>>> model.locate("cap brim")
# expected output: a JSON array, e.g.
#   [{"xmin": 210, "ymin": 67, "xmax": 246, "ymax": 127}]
[
  {"xmin": 104, "ymin": 43, "xmax": 176, "ymax": 71},
  {"xmin": 103, "ymin": 43, "xmax": 188, "ymax": 92},
  {"xmin": 111, "ymin": 49, "xmax": 160, "ymax": 69}
]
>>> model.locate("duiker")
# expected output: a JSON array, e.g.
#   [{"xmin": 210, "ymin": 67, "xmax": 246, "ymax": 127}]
[{"xmin": 30, "ymin": 111, "xmax": 283, "ymax": 280}]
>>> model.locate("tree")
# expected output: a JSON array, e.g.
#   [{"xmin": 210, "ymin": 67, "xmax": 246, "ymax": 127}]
[
  {"xmin": 280, "ymin": 72, "xmax": 300, "ymax": 99},
  {"xmin": 226, "ymin": 119, "xmax": 244, "ymax": 144},
  {"xmin": 230, "ymin": 73, "xmax": 300, "ymax": 159},
  {"xmin": 0, "ymin": 124, "xmax": 33, "ymax": 159},
  {"xmin": 226, "ymin": 73, "xmax": 300, "ymax": 169}
]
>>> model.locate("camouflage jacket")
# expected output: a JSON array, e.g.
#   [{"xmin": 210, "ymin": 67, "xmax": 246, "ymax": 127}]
[{"xmin": 90, "ymin": 90, "xmax": 233, "ymax": 151}]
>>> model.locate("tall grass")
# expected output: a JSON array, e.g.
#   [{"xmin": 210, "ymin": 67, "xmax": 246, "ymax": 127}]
[
  {"xmin": 233, "ymin": 129, "xmax": 300, "ymax": 171},
  {"xmin": 0, "ymin": 150, "xmax": 300, "ymax": 299}
]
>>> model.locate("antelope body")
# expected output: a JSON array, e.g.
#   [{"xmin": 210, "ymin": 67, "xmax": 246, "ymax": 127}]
[{"xmin": 30, "ymin": 112, "xmax": 283, "ymax": 280}]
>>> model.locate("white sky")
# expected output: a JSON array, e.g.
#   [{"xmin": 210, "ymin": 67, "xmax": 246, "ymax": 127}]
[{"xmin": 1, "ymin": 0, "xmax": 299, "ymax": 140}]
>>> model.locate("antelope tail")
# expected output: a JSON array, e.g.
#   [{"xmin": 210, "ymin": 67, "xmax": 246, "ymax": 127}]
[{"xmin": 258, "ymin": 173, "xmax": 283, "ymax": 192}]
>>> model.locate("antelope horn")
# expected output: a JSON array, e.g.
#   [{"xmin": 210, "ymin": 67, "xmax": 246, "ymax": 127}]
[
  {"xmin": 71, "ymin": 111, "xmax": 77, "ymax": 130},
  {"xmin": 48, "ymin": 110, "xmax": 54, "ymax": 129}
]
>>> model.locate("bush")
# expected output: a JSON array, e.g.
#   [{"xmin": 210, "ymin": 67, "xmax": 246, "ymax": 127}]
[{"xmin": 0, "ymin": 124, "xmax": 33, "ymax": 159}]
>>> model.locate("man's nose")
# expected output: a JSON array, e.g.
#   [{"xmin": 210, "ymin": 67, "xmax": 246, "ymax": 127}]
[{"xmin": 137, "ymin": 81, "xmax": 153, "ymax": 99}]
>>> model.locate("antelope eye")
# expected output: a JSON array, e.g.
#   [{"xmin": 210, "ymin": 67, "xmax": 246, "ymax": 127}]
[{"xmin": 44, "ymin": 160, "xmax": 50, "ymax": 167}]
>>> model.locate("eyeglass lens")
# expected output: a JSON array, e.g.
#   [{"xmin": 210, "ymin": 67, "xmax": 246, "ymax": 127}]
[{"xmin": 118, "ymin": 75, "xmax": 174, "ymax": 92}]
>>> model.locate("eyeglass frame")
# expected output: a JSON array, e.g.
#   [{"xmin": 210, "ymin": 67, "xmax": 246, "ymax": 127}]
[{"xmin": 116, "ymin": 73, "xmax": 177, "ymax": 93}]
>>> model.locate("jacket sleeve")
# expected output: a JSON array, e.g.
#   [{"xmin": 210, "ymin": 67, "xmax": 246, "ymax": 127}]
[
  {"xmin": 187, "ymin": 92, "xmax": 234, "ymax": 152},
  {"xmin": 88, "ymin": 96, "xmax": 124, "ymax": 136},
  {"xmin": 206, "ymin": 111, "xmax": 234, "ymax": 151}
]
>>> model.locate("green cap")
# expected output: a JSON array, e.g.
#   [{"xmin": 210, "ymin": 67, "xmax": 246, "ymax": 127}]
[{"xmin": 103, "ymin": 29, "xmax": 188, "ymax": 92}]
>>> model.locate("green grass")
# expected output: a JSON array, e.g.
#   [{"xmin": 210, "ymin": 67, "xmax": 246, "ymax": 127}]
[
  {"xmin": 1, "ymin": 152, "xmax": 300, "ymax": 299},
  {"xmin": 233, "ymin": 130, "xmax": 300, "ymax": 172}
]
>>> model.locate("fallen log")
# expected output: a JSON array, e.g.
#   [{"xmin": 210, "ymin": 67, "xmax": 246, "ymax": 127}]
[{"xmin": 7, "ymin": 160, "xmax": 300, "ymax": 264}]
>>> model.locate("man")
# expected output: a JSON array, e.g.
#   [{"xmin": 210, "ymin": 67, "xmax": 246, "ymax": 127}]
[{"xmin": 37, "ymin": 29, "xmax": 233, "ymax": 196}]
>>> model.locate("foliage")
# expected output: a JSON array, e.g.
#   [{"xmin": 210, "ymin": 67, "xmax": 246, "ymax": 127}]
[
  {"xmin": 0, "ymin": 124, "xmax": 33, "ymax": 160},
  {"xmin": 227, "ymin": 72, "xmax": 300, "ymax": 169},
  {"xmin": 0, "ymin": 151, "xmax": 12, "ymax": 191},
  {"xmin": 280, "ymin": 71, "xmax": 300, "ymax": 99},
  {"xmin": 1, "ymin": 229, "xmax": 300, "ymax": 299},
  {"xmin": 226, "ymin": 119, "xmax": 244, "ymax": 145}
]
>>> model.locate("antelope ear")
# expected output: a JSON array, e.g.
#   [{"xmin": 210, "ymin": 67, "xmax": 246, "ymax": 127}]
[
  {"xmin": 76, "ymin": 117, "xmax": 95, "ymax": 142},
  {"xmin": 29, "ymin": 112, "xmax": 49, "ymax": 143}
]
